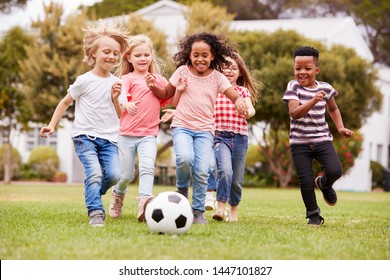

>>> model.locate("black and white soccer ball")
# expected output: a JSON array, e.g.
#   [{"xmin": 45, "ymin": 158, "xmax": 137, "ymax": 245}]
[{"xmin": 145, "ymin": 191, "xmax": 193, "ymax": 235}]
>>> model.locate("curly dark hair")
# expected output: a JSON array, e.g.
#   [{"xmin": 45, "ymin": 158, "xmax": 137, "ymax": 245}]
[
  {"xmin": 173, "ymin": 32, "xmax": 237, "ymax": 72},
  {"xmin": 294, "ymin": 46, "xmax": 319, "ymax": 65}
]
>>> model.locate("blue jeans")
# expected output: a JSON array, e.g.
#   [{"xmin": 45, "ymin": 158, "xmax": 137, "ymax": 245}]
[
  {"xmin": 115, "ymin": 135, "xmax": 157, "ymax": 198},
  {"xmin": 172, "ymin": 127, "xmax": 214, "ymax": 212},
  {"xmin": 291, "ymin": 141, "xmax": 342, "ymax": 217},
  {"xmin": 207, "ymin": 150, "xmax": 217, "ymax": 192},
  {"xmin": 214, "ymin": 132, "xmax": 248, "ymax": 206},
  {"xmin": 73, "ymin": 135, "xmax": 120, "ymax": 214}
]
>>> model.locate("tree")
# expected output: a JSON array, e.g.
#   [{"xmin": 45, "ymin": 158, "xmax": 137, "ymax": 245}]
[
  {"xmin": 0, "ymin": 0, "xmax": 27, "ymax": 13},
  {"xmin": 183, "ymin": 1, "xmax": 235, "ymax": 35},
  {"xmin": 87, "ymin": 0, "xmax": 155, "ymax": 19},
  {"xmin": 0, "ymin": 26, "xmax": 31, "ymax": 183},
  {"xmin": 231, "ymin": 29, "xmax": 382, "ymax": 187},
  {"xmin": 21, "ymin": 2, "xmax": 89, "ymax": 124}
]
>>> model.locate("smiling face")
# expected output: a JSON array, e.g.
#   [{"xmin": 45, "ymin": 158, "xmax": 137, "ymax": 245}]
[
  {"xmin": 127, "ymin": 43, "xmax": 153, "ymax": 75},
  {"xmin": 294, "ymin": 56, "xmax": 320, "ymax": 88},
  {"xmin": 92, "ymin": 36, "xmax": 122, "ymax": 76},
  {"xmin": 189, "ymin": 40, "xmax": 214, "ymax": 76},
  {"xmin": 222, "ymin": 56, "xmax": 240, "ymax": 87}
]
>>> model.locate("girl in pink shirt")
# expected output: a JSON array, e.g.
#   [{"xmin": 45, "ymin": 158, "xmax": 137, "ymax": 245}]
[
  {"xmin": 146, "ymin": 32, "xmax": 248, "ymax": 224},
  {"xmin": 109, "ymin": 34, "xmax": 171, "ymax": 222}
]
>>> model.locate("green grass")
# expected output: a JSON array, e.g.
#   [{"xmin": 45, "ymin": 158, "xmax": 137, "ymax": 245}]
[{"xmin": 0, "ymin": 183, "xmax": 389, "ymax": 260}]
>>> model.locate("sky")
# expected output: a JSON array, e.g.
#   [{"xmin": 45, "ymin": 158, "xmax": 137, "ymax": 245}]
[{"xmin": 0, "ymin": 0, "xmax": 101, "ymax": 34}]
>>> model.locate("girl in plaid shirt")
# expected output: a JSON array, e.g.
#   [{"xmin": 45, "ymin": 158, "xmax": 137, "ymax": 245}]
[{"xmin": 211, "ymin": 53, "xmax": 260, "ymax": 222}]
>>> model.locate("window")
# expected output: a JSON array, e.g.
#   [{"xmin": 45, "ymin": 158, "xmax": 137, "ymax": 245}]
[{"xmin": 26, "ymin": 127, "xmax": 57, "ymax": 151}]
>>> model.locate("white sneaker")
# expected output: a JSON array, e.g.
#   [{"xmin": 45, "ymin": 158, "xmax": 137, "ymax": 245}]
[{"xmin": 205, "ymin": 198, "xmax": 215, "ymax": 210}]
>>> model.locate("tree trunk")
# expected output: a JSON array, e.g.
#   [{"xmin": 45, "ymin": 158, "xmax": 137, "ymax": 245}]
[{"xmin": 3, "ymin": 130, "xmax": 12, "ymax": 184}]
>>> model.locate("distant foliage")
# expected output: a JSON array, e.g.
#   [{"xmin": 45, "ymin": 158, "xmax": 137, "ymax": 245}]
[
  {"xmin": 370, "ymin": 160, "xmax": 385, "ymax": 189},
  {"xmin": 28, "ymin": 146, "xmax": 59, "ymax": 181},
  {"xmin": 0, "ymin": 144, "xmax": 22, "ymax": 180}
]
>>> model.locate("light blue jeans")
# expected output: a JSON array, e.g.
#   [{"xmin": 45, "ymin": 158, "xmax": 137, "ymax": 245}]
[
  {"xmin": 72, "ymin": 135, "xmax": 120, "ymax": 214},
  {"xmin": 172, "ymin": 127, "xmax": 214, "ymax": 212},
  {"xmin": 214, "ymin": 132, "xmax": 248, "ymax": 206},
  {"xmin": 115, "ymin": 135, "xmax": 157, "ymax": 198},
  {"xmin": 207, "ymin": 151, "xmax": 217, "ymax": 192}
]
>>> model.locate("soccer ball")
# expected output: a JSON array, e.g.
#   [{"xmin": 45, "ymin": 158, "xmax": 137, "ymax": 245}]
[{"xmin": 145, "ymin": 191, "xmax": 193, "ymax": 235}]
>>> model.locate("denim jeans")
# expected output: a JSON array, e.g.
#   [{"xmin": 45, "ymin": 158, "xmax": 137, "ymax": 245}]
[
  {"xmin": 73, "ymin": 135, "xmax": 120, "ymax": 214},
  {"xmin": 214, "ymin": 132, "xmax": 248, "ymax": 206},
  {"xmin": 172, "ymin": 127, "xmax": 214, "ymax": 212},
  {"xmin": 291, "ymin": 141, "xmax": 342, "ymax": 217},
  {"xmin": 207, "ymin": 150, "xmax": 217, "ymax": 192},
  {"xmin": 115, "ymin": 135, "xmax": 157, "ymax": 198}
]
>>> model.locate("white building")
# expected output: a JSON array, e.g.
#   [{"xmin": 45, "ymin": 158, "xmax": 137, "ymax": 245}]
[{"xmin": 11, "ymin": 0, "xmax": 390, "ymax": 191}]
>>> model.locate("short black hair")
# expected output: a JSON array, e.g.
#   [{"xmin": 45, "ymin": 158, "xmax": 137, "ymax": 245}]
[{"xmin": 294, "ymin": 46, "xmax": 319, "ymax": 65}]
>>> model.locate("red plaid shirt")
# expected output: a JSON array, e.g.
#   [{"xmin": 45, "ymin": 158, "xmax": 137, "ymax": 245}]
[{"xmin": 214, "ymin": 86, "xmax": 250, "ymax": 135}]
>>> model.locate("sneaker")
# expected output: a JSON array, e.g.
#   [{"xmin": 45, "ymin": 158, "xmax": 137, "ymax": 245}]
[
  {"xmin": 307, "ymin": 214, "xmax": 325, "ymax": 226},
  {"xmin": 193, "ymin": 209, "xmax": 208, "ymax": 224},
  {"xmin": 109, "ymin": 190, "xmax": 125, "ymax": 218},
  {"xmin": 205, "ymin": 198, "xmax": 215, "ymax": 211},
  {"xmin": 176, "ymin": 187, "xmax": 188, "ymax": 199},
  {"xmin": 137, "ymin": 196, "xmax": 154, "ymax": 222},
  {"xmin": 315, "ymin": 176, "xmax": 337, "ymax": 206},
  {"xmin": 89, "ymin": 210, "xmax": 106, "ymax": 227}
]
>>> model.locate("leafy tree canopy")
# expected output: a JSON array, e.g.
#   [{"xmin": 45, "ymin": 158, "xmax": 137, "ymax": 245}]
[
  {"xmin": 231, "ymin": 30, "xmax": 382, "ymax": 136},
  {"xmin": 0, "ymin": 0, "xmax": 27, "ymax": 13}
]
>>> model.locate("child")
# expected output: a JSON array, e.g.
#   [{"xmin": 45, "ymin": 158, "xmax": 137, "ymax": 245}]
[
  {"xmin": 210, "ymin": 53, "xmax": 259, "ymax": 222},
  {"xmin": 283, "ymin": 46, "xmax": 353, "ymax": 226},
  {"xmin": 108, "ymin": 34, "xmax": 171, "ymax": 222},
  {"xmin": 146, "ymin": 32, "xmax": 248, "ymax": 224},
  {"xmin": 39, "ymin": 25, "xmax": 129, "ymax": 227}
]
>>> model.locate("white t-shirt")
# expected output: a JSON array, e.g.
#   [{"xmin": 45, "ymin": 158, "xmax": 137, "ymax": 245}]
[{"xmin": 68, "ymin": 71, "xmax": 127, "ymax": 142}]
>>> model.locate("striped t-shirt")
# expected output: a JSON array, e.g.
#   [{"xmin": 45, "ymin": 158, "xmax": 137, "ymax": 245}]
[{"xmin": 283, "ymin": 80, "xmax": 338, "ymax": 144}]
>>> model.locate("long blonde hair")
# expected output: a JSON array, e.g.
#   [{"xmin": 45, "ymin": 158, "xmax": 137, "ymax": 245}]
[
  {"xmin": 232, "ymin": 52, "xmax": 262, "ymax": 104},
  {"xmin": 116, "ymin": 34, "xmax": 164, "ymax": 77}
]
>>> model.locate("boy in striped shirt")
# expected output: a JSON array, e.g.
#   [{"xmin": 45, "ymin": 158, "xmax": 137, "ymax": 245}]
[{"xmin": 283, "ymin": 46, "xmax": 353, "ymax": 226}]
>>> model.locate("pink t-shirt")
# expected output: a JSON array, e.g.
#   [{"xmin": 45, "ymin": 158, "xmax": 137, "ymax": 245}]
[
  {"xmin": 120, "ymin": 72, "xmax": 170, "ymax": 136},
  {"xmin": 169, "ymin": 65, "xmax": 232, "ymax": 133}
]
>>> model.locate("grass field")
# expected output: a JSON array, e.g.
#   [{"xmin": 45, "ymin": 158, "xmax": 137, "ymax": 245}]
[{"xmin": 0, "ymin": 183, "xmax": 389, "ymax": 260}]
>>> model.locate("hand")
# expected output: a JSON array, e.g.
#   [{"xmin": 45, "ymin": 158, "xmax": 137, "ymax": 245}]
[
  {"xmin": 176, "ymin": 78, "xmax": 187, "ymax": 92},
  {"xmin": 39, "ymin": 126, "xmax": 54, "ymax": 138},
  {"xmin": 160, "ymin": 109, "xmax": 176, "ymax": 122},
  {"xmin": 234, "ymin": 96, "xmax": 248, "ymax": 117},
  {"xmin": 145, "ymin": 73, "xmax": 156, "ymax": 88},
  {"xmin": 123, "ymin": 100, "xmax": 141, "ymax": 116},
  {"xmin": 339, "ymin": 128, "xmax": 353, "ymax": 138},
  {"xmin": 313, "ymin": 91, "xmax": 326, "ymax": 103},
  {"xmin": 112, "ymin": 81, "xmax": 122, "ymax": 100}
]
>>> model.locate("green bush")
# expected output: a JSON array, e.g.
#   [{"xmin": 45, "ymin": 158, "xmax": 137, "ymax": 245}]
[
  {"xmin": 156, "ymin": 144, "xmax": 172, "ymax": 165},
  {"xmin": 371, "ymin": 160, "xmax": 385, "ymax": 189},
  {"xmin": 0, "ymin": 144, "xmax": 22, "ymax": 180},
  {"xmin": 28, "ymin": 146, "xmax": 59, "ymax": 181}
]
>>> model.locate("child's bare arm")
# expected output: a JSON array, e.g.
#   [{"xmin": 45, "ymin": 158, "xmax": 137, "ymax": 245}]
[
  {"xmin": 327, "ymin": 98, "xmax": 353, "ymax": 138},
  {"xmin": 146, "ymin": 73, "xmax": 176, "ymax": 100},
  {"xmin": 112, "ymin": 81, "xmax": 124, "ymax": 118},
  {"xmin": 288, "ymin": 91, "xmax": 325, "ymax": 119},
  {"xmin": 245, "ymin": 97, "xmax": 255, "ymax": 119},
  {"xmin": 170, "ymin": 78, "xmax": 187, "ymax": 107},
  {"xmin": 224, "ymin": 87, "xmax": 248, "ymax": 117},
  {"xmin": 39, "ymin": 93, "xmax": 74, "ymax": 138}
]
